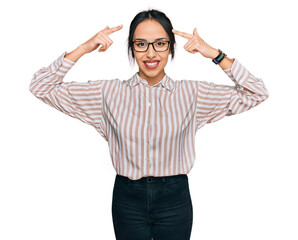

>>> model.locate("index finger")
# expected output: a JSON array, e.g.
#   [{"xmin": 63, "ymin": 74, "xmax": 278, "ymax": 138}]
[
  {"xmin": 105, "ymin": 24, "xmax": 123, "ymax": 35},
  {"xmin": 172, "ymin": 29, "xmax": 193, "ymax": 40}
]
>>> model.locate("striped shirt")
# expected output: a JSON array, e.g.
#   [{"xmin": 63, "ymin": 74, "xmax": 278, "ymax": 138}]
[{"xmin": 29, "ymin": 51, "xmax": 269, "ymax": 180}]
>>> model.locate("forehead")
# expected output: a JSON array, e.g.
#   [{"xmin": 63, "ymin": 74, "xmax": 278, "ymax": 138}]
[{"xmin": 133, "ymin": 19, "xmax": 168, "ymax": 41}]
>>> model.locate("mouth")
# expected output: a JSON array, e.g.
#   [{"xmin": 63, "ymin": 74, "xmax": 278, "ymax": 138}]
[{"xmin": 143, "ymin": 60, "xmax": 160, "ymax": 69}]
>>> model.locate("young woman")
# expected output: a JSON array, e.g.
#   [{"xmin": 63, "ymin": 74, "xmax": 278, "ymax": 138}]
[{"xmin": 29, "ymin": 8, "xmax": 269, "ymax": 240}]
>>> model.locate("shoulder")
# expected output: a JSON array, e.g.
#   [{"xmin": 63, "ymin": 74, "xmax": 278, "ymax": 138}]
[
  {"xmin": 176, "ymin": 79, "xmax": 200, "ymax": 90},
  {"xmin": 100, "ymin": 78, "xmax": 123, "ymax": 88},
  {"xmin": 95, "ymin": 75, "xmax": 139, "ymax": 89}
]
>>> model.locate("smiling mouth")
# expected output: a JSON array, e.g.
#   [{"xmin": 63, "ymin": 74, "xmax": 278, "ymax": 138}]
[{"xmin": 144, "ymin": 61, "xmax": 160, "ymax": 69}]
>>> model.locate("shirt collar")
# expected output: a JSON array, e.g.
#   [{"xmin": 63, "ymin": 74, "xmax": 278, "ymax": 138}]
[{"xmin": 129, "ymin": 72, "xmax": 174, "ymax": 92}]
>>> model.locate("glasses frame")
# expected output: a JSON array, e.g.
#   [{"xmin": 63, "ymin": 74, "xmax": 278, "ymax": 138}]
[{"xmin": 132, "ymin": 40, "xmax": 171, "ymax": 52}]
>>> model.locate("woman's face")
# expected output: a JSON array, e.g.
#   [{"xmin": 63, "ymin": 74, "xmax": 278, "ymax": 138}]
[{"xmin": 132, "ymin": 19, "xmax": 171, "ymax": 85}]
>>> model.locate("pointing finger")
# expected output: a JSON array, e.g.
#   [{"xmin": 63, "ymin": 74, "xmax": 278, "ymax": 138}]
[
  {"xmin": 105, "ymin": 24, "xmax": 123, "ymax": 35},
  {"xmin": 172, "ymin": 29, "xmax": 193, "ymax": 40}
]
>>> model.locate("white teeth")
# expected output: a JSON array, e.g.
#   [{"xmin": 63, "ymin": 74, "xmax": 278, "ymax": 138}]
[{"xmin": 146, "ymin": 62, "xmax": 158, "ymax": 66}]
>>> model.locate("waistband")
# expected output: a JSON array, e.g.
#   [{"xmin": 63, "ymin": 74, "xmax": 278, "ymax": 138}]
[{"xmin": 116, "ymin": 174, "xmax": 187, "ymax": 184}]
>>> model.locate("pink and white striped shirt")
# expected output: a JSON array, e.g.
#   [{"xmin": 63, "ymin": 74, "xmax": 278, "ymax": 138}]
[{"xmin": 29, "ymin": 51, "xmax": 269, "ymax": 180}]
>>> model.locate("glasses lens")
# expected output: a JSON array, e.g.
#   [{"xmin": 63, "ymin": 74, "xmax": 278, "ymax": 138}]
[
  {"xmin": 133, "ymin": 40, "xmax": 169, "ymax": 52},
  {"xmin": 133, "ymin": 41, "xmax": 148, "ymax": 51},
  {"xmin": 153, "ymin": 40, "xmax": 169, "ymax": 51}
]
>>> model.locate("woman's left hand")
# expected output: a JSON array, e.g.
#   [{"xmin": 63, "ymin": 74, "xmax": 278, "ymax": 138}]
[{"xmin": 172, "ymin": 28, "xmax": 218, "ymax": 59}]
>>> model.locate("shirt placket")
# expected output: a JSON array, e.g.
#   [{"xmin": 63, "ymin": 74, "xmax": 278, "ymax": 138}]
[{"xmin": 145, "ymin": 86, "xmax": 152, "ymax": 176}]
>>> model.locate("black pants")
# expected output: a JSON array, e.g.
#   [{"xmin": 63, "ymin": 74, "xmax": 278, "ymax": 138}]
[{"xmin": 112, "ymin": 174, "xmax": 193, "ymax": 240}]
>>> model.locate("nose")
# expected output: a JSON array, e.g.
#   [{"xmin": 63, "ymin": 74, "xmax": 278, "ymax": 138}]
[{"xmin": 146, "ymin": 43, "xmax": 157, "ymax": 58}]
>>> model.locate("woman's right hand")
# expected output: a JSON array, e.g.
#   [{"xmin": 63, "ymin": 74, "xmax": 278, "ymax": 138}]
[{"xmin": 80, "ymin": 24, "xmax": 123, "ymax": 54}]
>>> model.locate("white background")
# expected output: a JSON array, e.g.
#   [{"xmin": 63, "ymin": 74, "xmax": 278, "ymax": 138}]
[{"xmin": 1, "ymin": 0, "xmax": 297, "ymax": 239}]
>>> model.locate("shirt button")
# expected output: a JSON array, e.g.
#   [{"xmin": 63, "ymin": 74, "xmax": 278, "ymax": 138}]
[{"xmin": 148, "ymin": 102, "xmax": 151, "ymax": 107}]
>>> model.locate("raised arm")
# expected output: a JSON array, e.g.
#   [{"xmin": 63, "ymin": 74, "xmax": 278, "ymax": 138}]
[
  {"xmin": 29, "ymin": 24, "xmax": 123, "ymax": 141},
  {"xmin": 29, "ymin": 50, "xmax": 107, "ymax": 140},
  {"xmin": 195, "ymin": 58, "xmax": 269, "ymax": 130},
  {"xmin": 172, "ymin": 27, "xmax": 269, "ymax": 131}
]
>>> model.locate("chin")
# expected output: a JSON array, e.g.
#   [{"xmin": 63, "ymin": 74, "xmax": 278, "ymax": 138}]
[{"xmin": 143, "ymin": 71, "xmax": 160, "ymax": 78}]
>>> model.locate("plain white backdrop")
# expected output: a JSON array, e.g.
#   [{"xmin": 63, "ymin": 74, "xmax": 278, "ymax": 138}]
[{"xmin": 1, "ymin": 0, "xmax": 297, "ymax": 239}]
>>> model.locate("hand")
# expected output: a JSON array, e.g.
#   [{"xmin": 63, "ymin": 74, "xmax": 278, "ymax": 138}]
[
  {"xmin": 172, "ymin": 28, "xmax": 218, "ymax": 59},
  {"xmin": 80, "ymin": 24, "xmax": 123, "ymax": 54}
]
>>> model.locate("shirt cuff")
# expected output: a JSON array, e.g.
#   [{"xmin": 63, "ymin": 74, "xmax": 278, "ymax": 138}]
[{"xmin": 51, "ymin": 51, "xmax": 76, "ymax": 77}]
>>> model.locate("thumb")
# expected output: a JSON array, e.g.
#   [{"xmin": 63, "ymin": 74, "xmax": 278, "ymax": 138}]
[
  {"xmin": 101, "ymin": 26, "xmax": 109, "ymax": 32},
  {"xmin": 193, "ymin": 28, "xmax": 200, "ymax": 37}
]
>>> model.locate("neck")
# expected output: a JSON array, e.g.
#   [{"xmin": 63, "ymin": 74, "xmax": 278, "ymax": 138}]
[{"xmin": 138, "ymin": 71, "xmax": 166, "ymax": 86}]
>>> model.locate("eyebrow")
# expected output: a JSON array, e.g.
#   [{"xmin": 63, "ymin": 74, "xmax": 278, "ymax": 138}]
[{"xmin": 134, "ymin": 38, "xmax": 168, "ymax": 41}]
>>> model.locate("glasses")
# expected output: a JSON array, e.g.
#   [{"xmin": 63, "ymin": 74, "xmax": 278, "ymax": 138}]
[{"xmin": 132, "ymin": 40, "xmax": 171, "ymax": 52}]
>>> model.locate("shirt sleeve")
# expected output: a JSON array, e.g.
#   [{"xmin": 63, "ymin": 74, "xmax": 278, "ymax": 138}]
[
  {"xmin": 196, "ymin": 58, "xmax": 269, "ymax": 131},
  {"xmin": 29, "ymin": 51, "xmax": 107, "ymax": 141}
]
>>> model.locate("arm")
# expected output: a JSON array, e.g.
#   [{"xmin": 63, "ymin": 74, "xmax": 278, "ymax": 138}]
[
  {"xmin": 29, "ymin": 50, "xmax": 107, "ymax": 141},
  {"xmin": 29, "ymin": 25, "xmax": 125, "ymax": 141},
  {"xmin": 209, "ymin": 49, "xmax": 255, "ymax": 94},
  {"xmin": 196, "ymin": 58, "xmax": 269, "ymax": 131},
  {"xmin": 64, "ymin": 45, "xmax": 86, "ymax": 63},
  {"xmin": 171, "ymin": 27, "xmax": 269, "ymax": 131}
]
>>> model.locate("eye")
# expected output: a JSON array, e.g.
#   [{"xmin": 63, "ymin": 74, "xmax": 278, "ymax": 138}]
[
  {"xmin": 136, "ymin": 42, "xmax": 146, "ymax": 47},
  {"xmin": 156, "ymin": 41, "xmax": 166, "ymax": 46}
]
